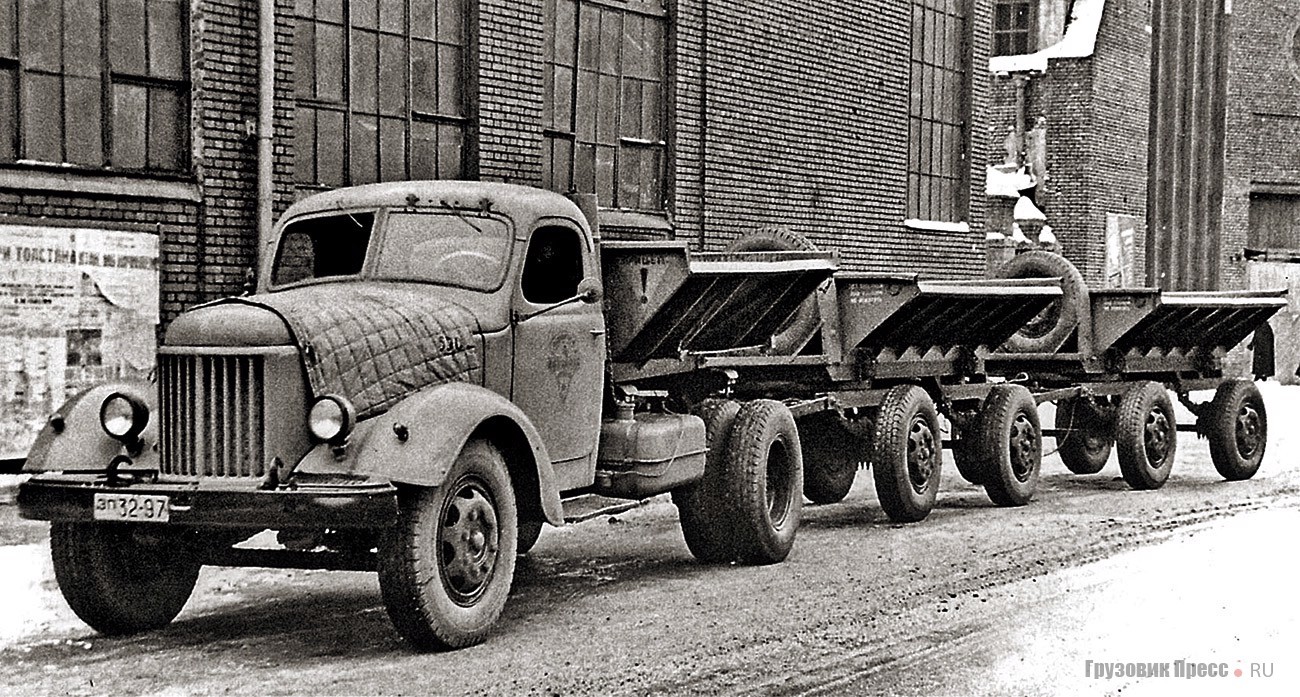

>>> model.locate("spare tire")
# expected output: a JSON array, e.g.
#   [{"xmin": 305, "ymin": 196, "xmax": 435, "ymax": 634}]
[
  {"xmin": 724, "ymin": 227, "xmax": 823, "ymax": 354},
  {"xmin": 996, "ymin": 251, "xmax": 1089, "ymax": 353}
]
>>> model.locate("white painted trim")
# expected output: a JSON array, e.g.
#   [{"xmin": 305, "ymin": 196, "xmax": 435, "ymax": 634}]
[
  {"xmin": 904, "ymin": 219, "xmax": 971, "ymax": 234},
  {"xmin": 0, "ymin": 169, "xmax": 201, "ymax": 203}
]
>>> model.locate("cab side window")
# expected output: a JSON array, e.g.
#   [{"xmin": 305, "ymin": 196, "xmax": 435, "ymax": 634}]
[{"xmin": 520, "ymin": 226, "xmax": 584, "ymax": 304}]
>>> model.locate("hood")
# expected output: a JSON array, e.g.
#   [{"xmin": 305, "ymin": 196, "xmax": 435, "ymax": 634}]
[{"xmin": 201, "ymin": 282, "xmax": 483, "ymax": 418}]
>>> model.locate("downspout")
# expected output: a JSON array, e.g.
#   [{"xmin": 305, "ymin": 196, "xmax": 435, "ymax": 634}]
[
  {"xmin": 256, "ymin": 0, "xmax": 276, "ymax": 279},
  {"xmin": 697, "ymin": 0, "xmax": 709, "ymax": 251}
]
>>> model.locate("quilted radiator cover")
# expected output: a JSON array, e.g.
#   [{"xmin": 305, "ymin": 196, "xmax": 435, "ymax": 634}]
[{"xmin": 210, "ymin": 284, "xmax": 482, "ymax": 418}]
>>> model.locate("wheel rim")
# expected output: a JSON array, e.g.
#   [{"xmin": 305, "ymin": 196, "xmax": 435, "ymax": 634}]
[
  {"xmin": 1235, "ymin": 402, "xmax": 1264, "ymax": 459},
  {"xmin": 765, "ymin": 439, "xmax": 795, "ymax": 527},
  {"xmin": 1008, "ymin": 411, "xmax": 1038, "ymax": 482},
  {"xmin": 1143, "ymin": 406, "xmax": 1172, "ymax": 467},
  {"xmin": 906, "ymin": 415, "xmax": 937, "ymax": 493},
  {"xmin": 438, "ymin": 476, "xmax": 500, "ymax": 606}
]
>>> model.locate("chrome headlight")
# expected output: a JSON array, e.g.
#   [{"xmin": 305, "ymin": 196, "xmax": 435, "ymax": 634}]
[
  {"xmin": 100, "ymin": 392, "xmax": 149, "ymax": 441},
  {"xmin": 308, "ymin": 395, "xmax": 356, "ymax": 443}
]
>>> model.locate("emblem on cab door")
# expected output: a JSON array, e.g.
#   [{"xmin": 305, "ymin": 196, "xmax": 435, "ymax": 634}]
[{"xmin": 547, "ymin": 332, "xmax": 580, "ymax": 402}]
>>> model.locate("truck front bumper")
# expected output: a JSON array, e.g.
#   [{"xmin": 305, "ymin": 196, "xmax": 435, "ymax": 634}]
[{"xmin": 17, "ymin": 474, "xmax": 398, "ymax": 529}]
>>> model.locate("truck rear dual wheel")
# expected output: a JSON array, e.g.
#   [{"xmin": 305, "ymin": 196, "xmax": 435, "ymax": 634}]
[
  {"xmin": 1055, "ymin": 396, "xmax": 1113, "ymax": 475},
  {"xmin": 799, "ymin": 411, "xmax": 866, "ymax": 505},
  {"xmin": 1115, "ymin": 381, "xmax": 1177, "ymax": 490},
  {"xmin": 872, "ymin": 385, "xmax": 943, "ymax": 523},
  {"xmin": 1206, "ymin": 379, "xmax": 1267, "ymax": 481},
  {"xmin": 50, "ymin": 522, "xmax": 202, "ymax": 636},
  {"xmin": 977, "ymin": 385, "xmax": 1042, "ymax": 507},
  {"xmin": 378, "ymin": 438, "xmax": 518, "ymax": 651},
  {"xmin": 673, "ymin": 399, "xmax": 743, "ymax": 563}
]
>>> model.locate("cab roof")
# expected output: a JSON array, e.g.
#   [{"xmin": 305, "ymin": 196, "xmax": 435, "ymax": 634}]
[{"xmin": 281, "ymin": 181, "xmax": 589, "ymax": 230}]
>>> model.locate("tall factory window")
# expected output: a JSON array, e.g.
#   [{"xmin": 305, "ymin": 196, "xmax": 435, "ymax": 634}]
[
  {"xmin": 294, "ymin": 0, "xmax": 470, "ymax": 190},
  {"xmin": 907, "ymin": 0, "xmax": 971, "ymax": 225},
  {"xmin": 542, "ymin": 0, "xmax": 667, "ymax": 212},
  {"xmin": 992, "ymin": 1, "xmax": 1033, "ymax": 56},
  {"xmin": 0, "ymin": 0, "xmax": 189, "ymax": 172}
]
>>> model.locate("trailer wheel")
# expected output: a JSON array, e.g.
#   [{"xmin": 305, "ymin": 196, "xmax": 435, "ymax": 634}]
[
  {"xmin": 673, "ymin": 399, "xmax": 742, "ymax": 563},
  {"xmin": 1115, "ymin": 381, "xmax": 1177, "ymax": 490},
  {"xmin": 800, "ymin": 411, "xmax": 865, "ymax": 504},
  {"xmin": 977, "ymin": 385, "xmax": 1042, "ymax": 506},
  {"xmin": 721, "ymin": 400, "xmax": 803, "ymax": 564},
  {"xmin": 997, "ymin": 251, "xmax": 1088, "ymax": 353},
  {"xmin": 1206, "ymin": 379, "xmax": 1267, "ymax": 481},
  {"xmin": 724, "ymin": 227, "xmax": 822, "ymax": 354},
  {"xmin": 871, "ymin": 385, "xmax": 942, "ymax": 523},
  {"xmin": 50, "ymin": 522, "xmax": 201, "ymax": 636},
  {"xmin": 1055, "ymin": 396, "xmax": 1112, "ymax": 475},
  {"xmin": 378, "ymin": 439, "xmax": 517, "ymax": 651}
]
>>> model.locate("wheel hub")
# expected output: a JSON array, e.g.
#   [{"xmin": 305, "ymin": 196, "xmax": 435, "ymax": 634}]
[
  {"xmin": 1143, "ymin": 408, "xmax": 1171, "ymax": 466},
  {"xmin": 1235, "ymin": 404, "xmax": 1263, "ymax": 458},
  {"xmin": 1008, "ymin": 413, "xmax": 1038, "ymax": 482},
  {"xmin": 907, "ymin": 416, "xmax": 937, "ymax": 492},
  {"xmin": 439, "ymin": 478, "xmax": 500, "ymax": 606}
]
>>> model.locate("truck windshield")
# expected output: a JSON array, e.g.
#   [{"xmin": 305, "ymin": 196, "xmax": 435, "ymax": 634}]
[
  {"xmin": 271, "ymin": 212, "xmax": 375, "ymax": 287},
  {"xmin": 373, "ymin": 211, "xmax": 512, "ymax": 291}
]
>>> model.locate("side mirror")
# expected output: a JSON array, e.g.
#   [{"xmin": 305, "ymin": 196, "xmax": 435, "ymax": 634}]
[{"xmin": 577, "ymin": 277, "xmax": 602, "ymax": 304}]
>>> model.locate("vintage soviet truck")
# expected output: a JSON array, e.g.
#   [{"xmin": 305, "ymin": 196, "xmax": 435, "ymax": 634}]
[{"xmin": 19, "ymin": 181, "xmax": 1063, "ymax": 650}]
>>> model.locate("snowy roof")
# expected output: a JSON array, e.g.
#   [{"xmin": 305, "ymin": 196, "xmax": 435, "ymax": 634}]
[{"xmin": 989, "ymin": 0, "xmax": 1107, "ymax": 74}]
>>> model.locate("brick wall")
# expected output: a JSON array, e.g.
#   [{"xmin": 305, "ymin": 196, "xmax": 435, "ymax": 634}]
[
  {"xmin": 672, "ymin": 0, "xmax": 990, "ymax": 278},
  {"xmin": 475, "ymin": 0, "xmax": 545, "ymax": 186}
]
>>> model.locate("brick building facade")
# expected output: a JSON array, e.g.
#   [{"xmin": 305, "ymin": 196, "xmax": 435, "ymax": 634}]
[{"xmin": 0, "ymin": 0, "xmax": 993, "ymax": 454}]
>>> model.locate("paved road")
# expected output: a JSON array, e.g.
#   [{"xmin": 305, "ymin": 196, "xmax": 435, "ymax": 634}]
[{"xmin": 2, "ymin": 386, "xmax": 1298, "ymax": 696}]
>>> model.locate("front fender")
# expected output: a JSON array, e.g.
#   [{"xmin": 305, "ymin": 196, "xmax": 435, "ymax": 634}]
[
  {"xmin": 24, "ymin": 381, "xmax": 159, "ymax": 472},
  {"xmin": 297, "ymin": 382, "xmax": 564, "ymax": 525}
]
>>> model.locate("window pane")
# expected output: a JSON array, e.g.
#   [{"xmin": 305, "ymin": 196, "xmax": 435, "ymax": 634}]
[
  {"xmin": 147, "ymin": 86, "xmax": 185, "ymax": 171},
  {"xmin": 575, "ymin": 69, "xmax": 596, "ymax": 141},
  {"xmin": 109, "ymin": 0, "xmax": 147, "ymax": 75},
  {"xmin": 378, "ymin": 34, "xmax": 406, "ymax": 116},
  {"xmin": 596, "ymin": 74, "xmax": 617, "ymax": 145},
  {"xmin": 350, "ymin": 113, "xmax": 378, "ymax": 184},
  {"xmin": 555, "ymin": 0, "xmax": 576, "ymax": 66},
  {"xmin": 350, "ymin": 30, "xmax": 377, "ymax": 113},
  {"xmin": 147, "ymin": 0, "xmax": 185, "ymax": 80},
  {"xmin": 112, "ymin": 82, "xmax": 147, "ymax": 169},
  {"xmin": 574, "ymin": 143, "xmax": 595, "ymax": 193},
  {"xmin": 21, "ymin": 0, "xmax": 61, "ymax": 71},
  {"xmin": 0, "ymin": 69, "xmax": 14, "ymax": 160},
  {"xmin": 619, "ymin": 79, "xmax": 641, "ymax": 138},
  {"xmin": 437, "ymin": 0, "xmax": 464, "ymax": 45},
  {"xmin": 65, "ymin": 0, "xmax": 102, "ymax": 77},
  {"xmin": 378, "ymin": 0, "xmax": 404, "ymax": 34},
  {"xmin": 317, "ymin": 22, "xmax": 345, "ymax": 102},
  {"xmin": 295, "ymin": 19, "xmax": 316, "ymax": 99},
  {"xmin": 618, "ymin": 146, "xmax": 639, "ymax": 209},
  {"xmin": 317, "ymin": 109, "xmax": 345, "ymax": 186},
  {"xmin": 379, "ymin": 116, "xmax": 406, "ymax": 181},
  {"xmin": 595, "ymin": 144, "xmax": 615, "ymax": 204},
  {"xmin": 64, "ymin": 76, "xmax": 104, "ymax": 166},
  {"xmin": 294, "ymin": 106, "xmax": 317, "ymax": 183},
  {"xmin": 552, "ymin": 65, "xmax": 574, "ymax": 130},
  {"xmin": 317, "ymin": 0, "xmax": 342, "ymax": 23},
  {"xmin": 638, "ymin": 146, "xmax": 662, "ymax": 210},
  {"xmin": 411, "ymin": 120, "xmax": 436, "ymax": 179},
  {"xmin": 0, "ymin": 0, "xmax": 16, "ymax": 57},
  {"xmin": 437, "ymin": 43, "xmax": 461, "ymax": 116},
  {"xmin": 437, "ymin": 123, "xmax": 462, "ymax": 178},
  {"xmin": 411, "ymin": 39, "xmax": 436, "ymax": 113},
  {"xmin": 641, "ymin": 80, "xmax": 661, "ymax": 139},
  {"xmin": 351, "ymin": 0, "xmax": 377, "ymax": 29}
]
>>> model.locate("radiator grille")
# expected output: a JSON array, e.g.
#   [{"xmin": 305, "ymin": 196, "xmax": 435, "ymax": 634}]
[{"xmin": 159, "ymin": 354, "xmax": 266, "ymax": 478}]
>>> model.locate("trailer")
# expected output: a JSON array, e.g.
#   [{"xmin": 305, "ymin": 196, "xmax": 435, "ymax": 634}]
[{"xmin": 985, "ymin": 252, "xmax": 1287, "ymax": 490}]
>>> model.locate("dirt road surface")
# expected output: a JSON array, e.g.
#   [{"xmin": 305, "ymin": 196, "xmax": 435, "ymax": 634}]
[{"xmin": 2, "ymin": 384, "xmax": 1298, "ymax": 696}]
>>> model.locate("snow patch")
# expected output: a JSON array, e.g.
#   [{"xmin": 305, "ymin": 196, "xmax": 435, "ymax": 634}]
[
  {"xmin": 986, "ymin": 165, "xmax": 1035, "ymax": 198},
  {"xmin": 989, "ymin": 0, "xmax": 1107, "ymax": 74}
]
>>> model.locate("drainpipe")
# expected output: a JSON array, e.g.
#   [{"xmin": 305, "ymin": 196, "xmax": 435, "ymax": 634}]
[{"xmin": 256, "ymin": 0, "xmax": 276, "ymax": 278}]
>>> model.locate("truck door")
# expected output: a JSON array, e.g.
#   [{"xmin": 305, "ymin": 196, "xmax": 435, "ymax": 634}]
[{"xmin": 512, "ymin": 222, "xmax": 606, "ymax": 490}]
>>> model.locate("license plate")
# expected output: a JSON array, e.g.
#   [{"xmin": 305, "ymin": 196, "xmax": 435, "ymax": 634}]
[{"xmin": 93, "ymin": 493, "xmax": 171, "ymax": 523}]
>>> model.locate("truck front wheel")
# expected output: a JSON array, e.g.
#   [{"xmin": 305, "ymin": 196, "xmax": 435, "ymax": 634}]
[
  {"xmin": 378, "ymin": 439, "xmax": 518, "ymax": 651},
  {"xmin": 722, "ymin": 400, "xmax": 804, "ymax": 564},
  {"xmin": 50, "ymin": 522, "xmax": 201, "ymax": 636}
]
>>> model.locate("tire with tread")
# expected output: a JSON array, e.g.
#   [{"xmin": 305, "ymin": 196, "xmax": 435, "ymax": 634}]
[
  {"xmin": 799, "ymin": 411, "xmax": 864, "ymax": 504},
  {"xmin": 673, "ymin": 399, "xmax": 742, "ymax": 563},
  {"xmin": 724, "ymin": 227, "xmax": 822, "ymax": 354},
  {"xmin": 1115, "ymin": 381, "xmax": 1177, "ymax": 490},
  {"xmin": 997, "ymin": 251, "xmax": 1088, "ymax": 353},
  {"xmin": 871, "ymin": 385, "xmax": 943, "ymax": 523},
  {"xmin": 378, "ymin": 438, "xmax": 517, "ymax": 651},
  {"xmin": 50, "ymin": 522, "xmax": 201, "ymax": 636},
  {"xmin": 977, "ymin": 384, "xmax": 1042, "ymax": 507},
  {"xmin": 1055, "ymin": 396, "xmax": 1112, "ymax": 475},
  {"xmin": 720, "ymin": 400, "xmax": 803, "ymax": 564},
  {"xmin": 1206, "ymin": 379, "xmax": 1267, "ymax": 481}
]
